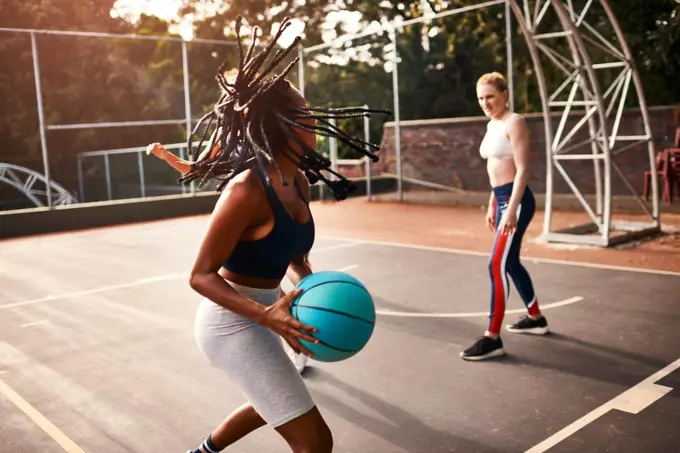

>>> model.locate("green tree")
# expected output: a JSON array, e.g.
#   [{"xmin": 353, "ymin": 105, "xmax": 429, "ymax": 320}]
[
  {"xmin": 610, "ymin": 0, "xmax": 680, "ymax": 104},
  {"xmin": 0, "ymin": 1, "xmax": 191, "ymax": 204}
]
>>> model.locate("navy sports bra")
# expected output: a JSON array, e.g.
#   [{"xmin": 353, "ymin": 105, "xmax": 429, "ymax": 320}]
[{"xmin": 222, "ymin": 172, "xmax": 315, "ymax": 280}]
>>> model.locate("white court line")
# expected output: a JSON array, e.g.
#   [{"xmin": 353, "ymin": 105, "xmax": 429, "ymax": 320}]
[
  {"xmin": 0, "ymin": 242, "xmax": 359, "ymax": 311},
  {"xmin": 376, "ymin": 296, "xmax": 583, "ymax": 318},
  {"xmin": 0, "ymin": 377, "xmax": 85, "ymax": 452},
  {"xmin": 318, "ymin": 235, "xmax": 680, "ymax": 277},
  {"xmin": 20, "ymin": 320, "xmax": 50, "ymax": 328},
  {"xmin": 335, "ymin": 264, "xmax": 359, "ymax": 273},
  {"xmin": 312, "ymin": 241, "xmax": 362, "ymax": 253},
  {"xmin": 0, "ymin": 274, "xmax": 183, "ymax": 310},
  {"xmin": 525, "ymin": 358, "xmax": 680, "ymax": 453}
]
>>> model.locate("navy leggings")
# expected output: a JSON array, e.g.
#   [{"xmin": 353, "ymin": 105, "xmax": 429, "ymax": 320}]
[{"xmin": 487, "ymin": 182, "xmax": 541, "ymax": 334}]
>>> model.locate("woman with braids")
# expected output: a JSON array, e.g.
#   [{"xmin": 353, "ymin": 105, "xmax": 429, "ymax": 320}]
[
  {"xmin": 149, "ymin": 88, "xmax": 310, "ymax": 376},
  {"xmin": 148, "ymin": 137, "xmax": 312, "ymax": 374},
  {"xmin": 148, "ymin": 18, "xmax": 386, "ymax": 453}
]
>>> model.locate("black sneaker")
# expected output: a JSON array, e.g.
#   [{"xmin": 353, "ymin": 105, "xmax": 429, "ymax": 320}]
[
  {"xmin": 506, "ymin": 315, "xmax": 549, "ymax": 335},
  {"xmin": 460, "ymin": 336, "xmax": 505, "ymax": 361}
]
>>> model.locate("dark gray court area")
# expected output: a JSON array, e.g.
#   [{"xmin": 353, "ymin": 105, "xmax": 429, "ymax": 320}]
[{"xmin": 1, "ymin": 216, "xmax": 679, "ymax": 453}]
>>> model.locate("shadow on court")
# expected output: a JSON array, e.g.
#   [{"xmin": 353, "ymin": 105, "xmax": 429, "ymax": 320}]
[{"xmin": 307, "ymin": 368, "xmax": 506, "ymax": 453}]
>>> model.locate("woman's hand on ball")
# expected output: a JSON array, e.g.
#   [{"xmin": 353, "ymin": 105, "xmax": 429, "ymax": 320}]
[{"xmin": 259, "ymin": 289, "xmax": 319, "ymax": 357}]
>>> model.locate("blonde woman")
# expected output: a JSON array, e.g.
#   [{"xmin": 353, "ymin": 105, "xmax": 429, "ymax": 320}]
[{"xmin": 460, "ymin": 72, "xmax": 549, "ymax": 362}]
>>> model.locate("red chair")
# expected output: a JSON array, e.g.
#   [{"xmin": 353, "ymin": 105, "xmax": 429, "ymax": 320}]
[{"xmin": 644, "ymin": 148, "xmax": 680, "ymax": 204}]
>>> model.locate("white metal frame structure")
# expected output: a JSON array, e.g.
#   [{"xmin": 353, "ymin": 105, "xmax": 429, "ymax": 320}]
[
  {"xmin": 297, "ymin": 0, "xmax": 659, "ymax": 247},
  {"xmin": 0, "ymin": 26, "xmax": 244, "ymax": 207},
  {"xmin": 0, "ymin": 163, "xmax": 76, "ymax": 207},
  {"xmin": 511, "ymin": 0, "xmax": 659, "ymax": 247}
]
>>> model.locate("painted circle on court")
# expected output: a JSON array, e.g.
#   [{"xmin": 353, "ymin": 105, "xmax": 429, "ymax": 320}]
[{"xmin": 375, "ymin": 296, "xmax": 583, "ymax": 318}]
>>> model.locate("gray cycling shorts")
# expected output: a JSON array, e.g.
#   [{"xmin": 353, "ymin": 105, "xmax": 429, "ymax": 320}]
[{"xmin": 194, "ymin": 281, "xmax": 316, "ymax": 428}]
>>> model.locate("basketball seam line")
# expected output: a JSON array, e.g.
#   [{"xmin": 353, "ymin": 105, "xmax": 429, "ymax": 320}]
[
  {"xmin": 310, "ymin": 338, "xmax": 360, "ymax": 353},
  {"xmin": 298, "ymin": 280, "xmax": 367, "ymax": 294},
  {"xmin": 294, "ymin": 304, "xmax": 375, "ymax": 325}
]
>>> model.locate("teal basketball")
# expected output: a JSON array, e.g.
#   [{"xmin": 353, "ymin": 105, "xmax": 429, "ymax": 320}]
[{"xmin": 291, "ymin": 271, "xmax": 376, "ymax": 362}]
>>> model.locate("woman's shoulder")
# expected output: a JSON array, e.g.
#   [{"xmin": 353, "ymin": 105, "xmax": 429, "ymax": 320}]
[
  {"xmin": 217, "ymin": 169, "xmax": 267, "ymax": 207},
  {"xmin": 505, "ymin": 111, "xmax": 525, "ymax": 122},
  {"xmin": 505, "ymin": 112, "xmax": 527, "ymax": 130}
]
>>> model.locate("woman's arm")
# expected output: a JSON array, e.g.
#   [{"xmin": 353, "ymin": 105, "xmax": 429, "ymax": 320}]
[
  {"xmin": 285, "ymin": 172, "xmax": 313, "ymax": 287},
  {"xmin": 287, "ymin": 254, "xmax": 312, "ymax": 287},
  {"xmin": 188, "ymin": 174, "xmax": 268, "ymax": 321},
  {"xmin": 495, "ymin": 114, "xmax": 531, "ymax": 236},
  {"xmin": 486, "ymin": 190, "xmax": 497, "ymax": 232},
  {"xmin": 146, "ymin": 141, "xmax": 220, "ymax": 175},
  {"xmin": 164, "ymin": 150, "xmax": 194, "ymax": 175},
  {"xmin": 487, "ymin": 190, "xmax": 497, "ymax": 210},
  {"xmin": 505, "ymin": 115, "xmax": 531, "ymax": 215}
]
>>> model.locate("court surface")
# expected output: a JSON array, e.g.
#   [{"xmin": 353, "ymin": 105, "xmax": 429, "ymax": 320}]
[{"xmin": 1, "ymin": 215, "xmax": 679, "ymax": 453}]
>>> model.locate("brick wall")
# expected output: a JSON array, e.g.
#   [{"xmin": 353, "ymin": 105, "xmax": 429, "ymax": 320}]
[{"xmin": 359, "ymin": 105, "xmax": 677, "ymax": 195}]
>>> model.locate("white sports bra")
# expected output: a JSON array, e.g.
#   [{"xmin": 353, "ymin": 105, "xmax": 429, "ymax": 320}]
[{"xmin": 479, "ymin": 113, "xmax": 516, "ymax": 159}]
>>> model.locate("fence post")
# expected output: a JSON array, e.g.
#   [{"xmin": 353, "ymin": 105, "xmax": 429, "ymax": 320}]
[
  {"xmin": 363, "ymin": 105, "xmax": 372, "ymax": 200},
  {"xmin": 181, "ymin": 40, "xmax": 195, "ymax": 196},
  {"xmin": 30, "ymin": 32, "xmax": 52, "ymax": 207},
  {"xmin": 389, "ymin": 27, "xmax": 402, "ymax": 202}
]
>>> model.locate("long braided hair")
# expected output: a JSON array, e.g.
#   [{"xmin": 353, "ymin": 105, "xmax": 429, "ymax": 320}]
[{"xmin": 179, "ymin": 17, "xmax": 391, "ymax": 200}]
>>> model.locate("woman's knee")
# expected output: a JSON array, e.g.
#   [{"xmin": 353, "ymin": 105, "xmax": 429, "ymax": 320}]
[
  {"xmin": 276, "ymin": 407, "xmax": 333, "ymax": 453},
  {"xmin": 304, "ymin": 419, "xmax": 333, "ymax": 452},
  {"xmin": 504, "ymin": 256, "xmax": 522, "ymax": 275},
  {"xmin": 488, "ymin": 254, "xmax": 503, "ymax": 275},
  {"xmin": 296, "ymin": 427, "xmax": 333, "ymax": 453}
]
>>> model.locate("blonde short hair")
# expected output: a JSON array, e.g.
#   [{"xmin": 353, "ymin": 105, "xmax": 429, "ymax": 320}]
[{"xmin": 477, "ymin": 72, "xmax": 508, "ymax": 93}]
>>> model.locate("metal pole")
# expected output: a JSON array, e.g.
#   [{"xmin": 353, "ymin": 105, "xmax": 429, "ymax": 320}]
[
  {"xmin": 590, "ymin": 124, "xmax": 603, "ymax": 220},
  {"xmin": 137, "ymin": 151, "xmax": 146, "ymax": 198},
  {"xmin": 364, "ymin": 104, "xmax": 372, "ymax": 201},
  {"xmin": 0, "ymin": 26, "xmax": 245, "ymax": 46},
  {"xmin": 298, "ymin": 42, "xmax": 305, "ymax": 97},
  {"xmin": 329, "ymin": 118, "xmax": 338, "ymax": 176},
  {"xmin": 77, "ymin": 155, "xmax": 85, "ymax": 202},
  {"xmin": 30, "ymin": 32, "xmax": 52, "ymax": 207},
  {"xmin": 389, "ymin": 28, "xmax": 403, "ymax": 202},
  {"xmin": 179, "ymin": 146, "xmax": 187, "ymax": 194},
  {"xmin": 302, "ymin": 0, "xmax": 506, "ymax": 54},
  {"xmin": 505, "ymin": 0, "xmax": 515, "ymax": 112},
  {"xmin": 181, "ymin": 40, "xmax": 196, "ymax": 196},
  {"xmin": 104, "ymin": 154, "xmax": 112, "ymax": 200},
  {"xmin": 47, "ymin": 118, "xmax": 186, "ymax": 130}
]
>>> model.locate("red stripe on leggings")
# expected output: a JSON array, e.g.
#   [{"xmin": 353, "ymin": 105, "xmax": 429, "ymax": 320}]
[{"xmin": 489, "ymin": 233, "xmax": 510, "ymax": 335}]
